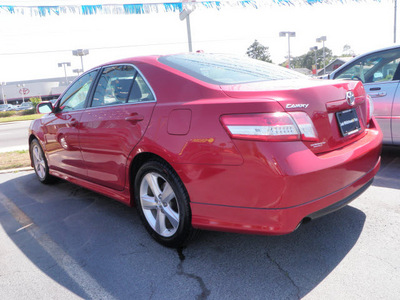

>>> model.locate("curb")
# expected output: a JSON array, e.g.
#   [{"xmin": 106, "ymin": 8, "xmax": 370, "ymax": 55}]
[{"xmin": 0, "ymin": 167, "xmax": 33, "ymax": 174}]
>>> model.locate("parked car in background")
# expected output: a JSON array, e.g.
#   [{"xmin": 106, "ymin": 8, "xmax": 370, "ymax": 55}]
[
  {"xmin": 0, "ymin": 104, "xmax": 14, "ymax": 111},
  {"xmin": 14, "ymin": 102, "xmax": 33, "ymax": 111},
  {"xmin": 327, "ymin": 45, "xmax": 400, "ymax": 145},
  {"xmin": 30, "ymin": 53, "xmax": 382, "ymax": 247}
]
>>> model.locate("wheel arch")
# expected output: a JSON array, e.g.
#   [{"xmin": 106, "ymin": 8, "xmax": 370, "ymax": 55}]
[
  {"xmin": 128, "ymin": 152, "xmax": 189, "ymax": 206},
  {"xmin": 28, "ymin": 133, "xmax": 39, "ymax": 168}
]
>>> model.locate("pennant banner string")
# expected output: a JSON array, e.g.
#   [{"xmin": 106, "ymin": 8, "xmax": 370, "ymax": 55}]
[{"xmin": 0, "ymin": 0, "xmax": 380, "ymax": 17}]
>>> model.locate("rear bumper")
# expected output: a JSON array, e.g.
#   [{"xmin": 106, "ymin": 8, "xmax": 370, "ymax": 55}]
[{"xmin": 190, "ymin": 158, "xmax": 380, "ymax": 235}]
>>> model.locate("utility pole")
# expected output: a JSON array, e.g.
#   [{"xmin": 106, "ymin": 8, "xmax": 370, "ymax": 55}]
[
  {"xmin": 279, "ymin": 31, "xmax": 296, "ymax": 69},
  {"xmin": 316, "ymin": 36, "xmax": 327, "ymax": 75},
  {"xmin": 179, "ymin": 0, "xmax": 196, "ymax": 52},
  {"xmin": 58, "ymin": 62, "xmax": 71, "ymax": 85},
  {"xmin": 395, "ymin": 0, "xmax": 397, "ymax": 43},
  {"xmin": 310, "ymin": 46, "xmax": 318, "ymax": 75}
]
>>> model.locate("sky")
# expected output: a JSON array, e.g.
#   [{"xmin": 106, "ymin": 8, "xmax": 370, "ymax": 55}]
[{"xmin": 0, "ymin": 0, "xmax": 396, "ymax": 82}]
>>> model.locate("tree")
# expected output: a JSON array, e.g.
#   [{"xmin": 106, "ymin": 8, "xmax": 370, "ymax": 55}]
[
  {"xmin": 282, "ymin": 47, "xmax": 335, "ymax": 70},
  {"xmin": 29, "ymin": 97, "xmax": 42, "ymax": 109},
  {"xmin": 342, "ymin": 44, "xmax": 355, "ymax": 57},
  {"xmin": 246, "ymin": 40, "xmax": 272, "ymax": 63}
]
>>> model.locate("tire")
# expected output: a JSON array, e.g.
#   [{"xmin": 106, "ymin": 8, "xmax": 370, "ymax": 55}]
[
  {"xmin": 30, "ymin": 139, "xmax": 55, "ymax": 184},
  {"xmin": 134, "ymin": 160, "xmax": 196, "ymax": 248}
]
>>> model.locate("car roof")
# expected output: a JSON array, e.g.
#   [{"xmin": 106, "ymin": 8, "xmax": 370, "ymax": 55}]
[
  {"xmin": 95, "ymin": 55, "xmax": 162, "ymax": 69},
  {"xmin": 331, "ymin": 45, "xmax": 400, "ymax": 77}
]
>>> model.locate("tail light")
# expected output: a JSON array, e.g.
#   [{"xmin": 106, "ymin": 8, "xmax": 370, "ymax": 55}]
[
  {"xmin": 366, "ymin": 94, "xmax": 374, "ymax": 124},
  {"xmin": 220, "ymin": 112, "xmax": 318, "ymax": 142}
]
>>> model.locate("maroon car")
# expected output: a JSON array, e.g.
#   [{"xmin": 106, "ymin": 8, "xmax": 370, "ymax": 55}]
[{"xmin": 30, "ymin": 53, "xmax": 382, "ymax": 247}]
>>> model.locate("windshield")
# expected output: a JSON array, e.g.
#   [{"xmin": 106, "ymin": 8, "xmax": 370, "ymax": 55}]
[{"xmin": 158, "ymin": 53, "xmax": 305, "ymax": 85}]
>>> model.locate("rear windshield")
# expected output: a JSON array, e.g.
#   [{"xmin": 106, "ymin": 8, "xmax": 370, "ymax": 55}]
[{"xmin": 158, "ymin": 53, "xmax": 304, "ymax": 85}]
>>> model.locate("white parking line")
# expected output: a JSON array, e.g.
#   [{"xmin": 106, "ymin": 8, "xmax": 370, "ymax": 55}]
[{"xmin": 0, "ymin": 191, "xmax": 115, "ymax": 300}]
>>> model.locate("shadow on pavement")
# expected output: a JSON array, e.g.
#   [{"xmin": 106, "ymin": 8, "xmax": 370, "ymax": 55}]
[
  {"xmin": 0, "ymin": 172, "xmax": 366, "ymax": 299},
  {"xmin": 373, "ymin": 146, "xmax": 400, "ymax": 190}
]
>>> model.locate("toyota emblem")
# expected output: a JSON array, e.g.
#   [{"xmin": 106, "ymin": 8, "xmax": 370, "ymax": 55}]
[{"xmin": 346, "ymin": 91, "xmax": 355, "ymax": 106}]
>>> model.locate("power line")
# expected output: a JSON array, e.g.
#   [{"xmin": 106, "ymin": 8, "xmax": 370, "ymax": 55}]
[{"xmin": 0, "ymin": 36, "xmax": 274, "ymax": 56}]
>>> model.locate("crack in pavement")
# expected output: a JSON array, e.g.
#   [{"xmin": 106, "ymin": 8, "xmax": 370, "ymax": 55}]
[
  {"xmin": 148, "ymin": 281, "xmax": 156, "ymax": 300},
  {"xmin": 176, "ymin": 247, "xmax": 210, "ymax": 300},
  {"xmin": 265, "ymin": 251, "xmax": 301, "ymax": 299}
]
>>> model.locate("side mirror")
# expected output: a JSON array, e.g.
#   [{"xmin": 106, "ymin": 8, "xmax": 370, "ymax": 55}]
[{"xmin": 37, "ymin": 101, "xmax": 53, "ymax": 114}]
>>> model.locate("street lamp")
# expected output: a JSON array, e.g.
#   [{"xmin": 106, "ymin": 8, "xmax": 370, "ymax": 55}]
[
  {"xmin": 395, "ymin": 0, "xmax": 397, "ymax": 43},
  {"xmin": 179, "ymin": 0, "xmax": 196, "ymax": 52},
  {"xmin": 73, "ymin": 68, "xmax": 83, "ymax": 76},
  {"xmin": 316, "ymin": 36, "xmax": 327, "ymax": 75},
  {"xmin": 17, "ymin": 83, "xmax": 26, "ymax": 103},
  {"xmin": 310, "ymin": 46, "xmax": 318, "ymax": 75},
  {"xmin": 58, "ymin": 62, "xmax": 71, "ymax": 85},
  {"xmin": 0, "ymin": 82, "xmax": 6, "ymax": 104},
  {"xmin": 279, "ymin": 31, "xmax": 296, "ymax": 69},
  {"xmin": 72, "ymin": 49, "xmax": 89, "ymax": 72}
]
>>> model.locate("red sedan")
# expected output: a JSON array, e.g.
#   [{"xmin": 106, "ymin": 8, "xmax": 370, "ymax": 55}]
[{"xmin": 30, "ymin": 53, "xmax": 382, "ymax": 247}]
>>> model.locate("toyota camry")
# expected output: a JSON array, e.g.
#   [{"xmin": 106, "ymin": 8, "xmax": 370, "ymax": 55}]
[{"xmin": 29, "ymin": 53, "xmax": 382, "ymax": 247}]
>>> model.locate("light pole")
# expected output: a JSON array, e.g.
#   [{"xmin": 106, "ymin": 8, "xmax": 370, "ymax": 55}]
[
  {"xmin": 73, "ymin": 68, "xmax": 83, "ymax": 76},
  {"xmin": 17, "ymin": 83, "xmax": 26, "ymax": 103},
  {"xmin": 72, "ymin": 49, "xmax": 89, "ymax": 72},
  {"xmin": 395, "ymin": 0, "xmax": 397, "ymax": 43},
  {"xmin": 179, "ymin": 0, "xmax": 196, "ymax": 52},
  {"xmin": 279, "ymin": 31, "xmax": 296, "ymax": 69},
  {"xmin": 0, "ymin": 82, "xmax": 6, "ymax": 104},
  {"xmin": 58, "ymin": 62, "xmax": 71, "ymax": 85},
  {"xmin": 310, "ymin": 46, "xmax": 318, "ymax": 75},
  {"xmin": 316, "ymin": 36, "xmax": 327, "ymax": 75}
]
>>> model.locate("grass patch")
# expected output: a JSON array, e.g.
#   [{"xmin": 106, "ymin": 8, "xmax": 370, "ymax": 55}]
[
  {"xmin": 0, "ymin": 114, "xmax": 42, "ymax": 123},
  {"xmin": 0, "ymin": 111, "xmax": 17, "ymax": 118},
  {"xmin": 0, "ymin": 150, "xmax": 32, "ymax": 170}
]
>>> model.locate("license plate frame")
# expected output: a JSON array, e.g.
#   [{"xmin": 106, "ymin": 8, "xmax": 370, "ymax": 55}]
[{"xmin": 336, "ymin": 108, "xmax": 361, "ymax": 137}]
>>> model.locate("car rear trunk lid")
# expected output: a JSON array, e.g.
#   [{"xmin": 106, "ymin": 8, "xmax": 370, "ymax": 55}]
[{"xmin": 220, "ymin": 79, "xmax": 369, "ymax": 154}]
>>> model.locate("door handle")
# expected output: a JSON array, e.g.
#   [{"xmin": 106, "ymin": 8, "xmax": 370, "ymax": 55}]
[
  {"xmin": 368, "ymin": 92, "xmax": 387, "ymax": 98},
  {"xmin": 125, "ymin": 114, "xmax": 144, "ymax": 124}
]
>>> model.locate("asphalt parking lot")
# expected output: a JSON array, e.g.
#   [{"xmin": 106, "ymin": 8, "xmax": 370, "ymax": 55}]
[{"xmin": 0, "ymin": 147, "xmax": 399, "ymax": 300}]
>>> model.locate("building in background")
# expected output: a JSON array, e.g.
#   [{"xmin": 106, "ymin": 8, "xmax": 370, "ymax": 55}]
[
  {"xmin": 0, "ymin": 76, "xmax": 76, "ymax": 105},
  {"xmin": 317, "ymin": 57, "xmax": 354, "ymax": 76}
]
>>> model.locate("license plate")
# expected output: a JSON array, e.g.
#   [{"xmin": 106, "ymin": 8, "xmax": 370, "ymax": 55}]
[{"xmin": 336, "ymin": 108, "xmax": 361, "ymax": 137}]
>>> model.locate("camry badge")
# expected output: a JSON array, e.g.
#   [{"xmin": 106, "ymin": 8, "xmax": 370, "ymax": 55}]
[
  {"xmin": 346, "ymin": 91, "xmax": 355, "ymax": 106},
  {"xmin": 286, "ymin": 104, "xmax": 309, "ymax": 109}
]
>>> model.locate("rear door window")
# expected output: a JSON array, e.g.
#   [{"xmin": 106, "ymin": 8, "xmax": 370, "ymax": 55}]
[{"xmin": 91, "ymin": 65, "xmax": 155, "ymax": 107}]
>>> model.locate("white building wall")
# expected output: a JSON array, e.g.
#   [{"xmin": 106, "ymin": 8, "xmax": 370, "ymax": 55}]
[{"xmin": 0, "ymin": 76, "xmax": 75, "ymax": 104}]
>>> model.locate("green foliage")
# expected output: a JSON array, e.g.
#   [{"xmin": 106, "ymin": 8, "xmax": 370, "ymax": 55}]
[
  {"xmin": 246, "ymin": 40, "xmax": 272, "ymax": 63},
  {"xmin": 21, "ymin": 108, "xmax": 36, "ymax": 115},
  {"xmin": 287, "ymin": 47, "xmax": 335, "ymax": 70},
  {"xmin": 342, "ymin": 44, "xmax": 355, "ymax": 57},
  {"xmin": 29, "ymin": 97, "xmax": 42, "ymax": 109},
  {"xmin": 0, "ymin": 111, "xmax": 17, "ymax": 118}
]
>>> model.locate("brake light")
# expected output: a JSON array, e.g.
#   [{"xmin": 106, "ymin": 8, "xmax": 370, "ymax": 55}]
[
  {"xmin": 366, "ymin": 94, "xmax": 374, "ymax": 124},
  {"xmin": 289, "ymin": 112, "xmax": 318, "ymax": 141},
  {"xmin": 220, "ymin": 112, "xmax": 318, "ymax": 142}
]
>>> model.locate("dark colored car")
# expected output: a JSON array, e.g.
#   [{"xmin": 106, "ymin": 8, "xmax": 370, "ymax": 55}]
[
  {"xmin": 328, "ymin": 45, "xmax": 400, "ymax": 145},
  {"xmin": 29, "ymin": 53, "xmax": 382, "ymax": 247}
]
